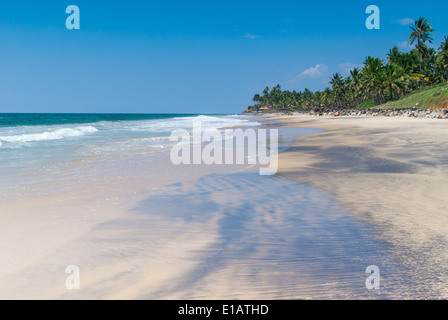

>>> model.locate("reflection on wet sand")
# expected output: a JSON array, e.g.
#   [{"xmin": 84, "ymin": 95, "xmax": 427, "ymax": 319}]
[{"xmin": 28, "ymin": 172, "xmax": 407, "ymax": 300}]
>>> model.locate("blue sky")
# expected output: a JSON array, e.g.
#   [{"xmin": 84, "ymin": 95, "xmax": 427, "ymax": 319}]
[{"xmin": 0, "ymin": 0, "xmax": 447, "ymax": 113}]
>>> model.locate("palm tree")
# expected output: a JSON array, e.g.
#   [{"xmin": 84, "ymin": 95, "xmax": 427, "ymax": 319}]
[
  {"xmin": 409, "ymin": 18, "xmax": 435, "ymax": 72},
  {"xmin": 330, "ymin": 73, "xmax": 345, "ymax": 107},
  {"xmin": 321, "ymin": 88, "xmax": 333, "ymax": 107},
  {"xmin": 361, "ymin": 57, "xmax": 385, "ymax": 103},
  {"xmin": 437, "ymin": 36, "xmax": 448, "ymax": 81},
  {"xmin": 387, "ymin": 46, "xmax": 402, "ymax": 65},
  {"xmin": 349, "ymin": 68, "xmax": 363, "ymax": 105},
  {"xmin": 252, "ymin": 94, "xmax": 261, "ymax": 104},
  {"xmin": 382, "ymin": 65, "xmax": 409, "ymax": 100}
]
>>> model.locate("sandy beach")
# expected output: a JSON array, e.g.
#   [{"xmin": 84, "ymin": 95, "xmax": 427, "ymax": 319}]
[
  {"xmin": 270, "ymin": 114, "xmax": 448, "ymax": 298},
  {"xmin": 1, "ymin": 113, "xmax": 448, "ymax": 299}
]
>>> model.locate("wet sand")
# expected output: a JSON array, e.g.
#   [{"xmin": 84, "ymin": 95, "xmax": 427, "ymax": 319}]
[
  {"xmin": 0, "ymin": 169, "xmax": 402, "ymax": 300},
  {"xmin": 269, "ymin": 114, "xmax": 448, "ymax": 299}
]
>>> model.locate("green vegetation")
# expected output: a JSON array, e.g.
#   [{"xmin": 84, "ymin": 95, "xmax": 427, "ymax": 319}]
[
  {"xmin": 381, "ymin": 83, "xmax": 448, "ymax": 109},
  {"xmin": 252, "ymin": 18, "xmax": 448, "ymax": 111}
]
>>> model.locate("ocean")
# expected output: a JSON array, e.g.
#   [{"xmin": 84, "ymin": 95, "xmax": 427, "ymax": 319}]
[{"xmin": 0, "ymin": 113, "xmax": 260, "ymax": 198}]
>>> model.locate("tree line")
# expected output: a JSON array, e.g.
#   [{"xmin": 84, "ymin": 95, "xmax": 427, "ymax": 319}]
[{"xmin": 252, "ymin": 18, "xmax": 448, "ymax": 110}]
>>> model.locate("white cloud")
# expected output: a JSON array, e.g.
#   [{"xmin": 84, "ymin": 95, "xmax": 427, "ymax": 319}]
[
  {"xmin": 338, "ymin": 62, "xmax": 363, "ymax": 76},
  {"xmin": 284, "ymin": 64, "xmax": 329, "ymax": 88},
  {"xmin": 299, "ymin": 64, "xmax": 328, "ymax": 78},
  {"xmin": 243, "ymin": 34, "xmax": 261, "ymax": 40},
  {"xmin": 397, "ymin": 18, "xmax": 414, "ymax": 26},
  {"xmin": 398, "ymin": 40, "xmax": 413, "ymax": 51}
]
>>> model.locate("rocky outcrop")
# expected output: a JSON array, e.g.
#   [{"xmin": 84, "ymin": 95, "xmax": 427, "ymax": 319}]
[
  {"xmin": 309, "ymin": 107, "xmax": 448, "ymax": 119},
  {"xmin": 242, "ymin": 109, "xmax": 294, "ymax": 116}
]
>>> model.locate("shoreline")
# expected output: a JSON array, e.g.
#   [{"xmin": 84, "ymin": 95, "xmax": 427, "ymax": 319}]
[{"xmin": 270, "ymin": 114, "xmax": 448, "ymax": 298}]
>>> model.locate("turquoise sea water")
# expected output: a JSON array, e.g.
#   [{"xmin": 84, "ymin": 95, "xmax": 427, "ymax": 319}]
[
  {"xmin": 0, "ymin": 113, "xmax": 257, "ymax": 149},
  {"xmin": 0, "ymin": 113, "xmax": 204, "ymax": 128},
  {"xmin": 0, "ymin": 113, "xmax": 261, "ymax": 196}
]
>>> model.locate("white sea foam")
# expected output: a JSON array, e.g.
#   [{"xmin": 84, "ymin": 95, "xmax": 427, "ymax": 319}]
[
  {"xmin": 193, "ymin": 115, "xmax": 260, "ymax": 128},
  {"xmin": 0, "ymin": 126, "xmax": 98, "ymax": 144},
  {"xmin": 128, "ymin": 115, "xmax": 260, "ymax": 133},
  {"xmin": 0, "ymin": 116, "xmax": 258, "ymax": 152}
]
